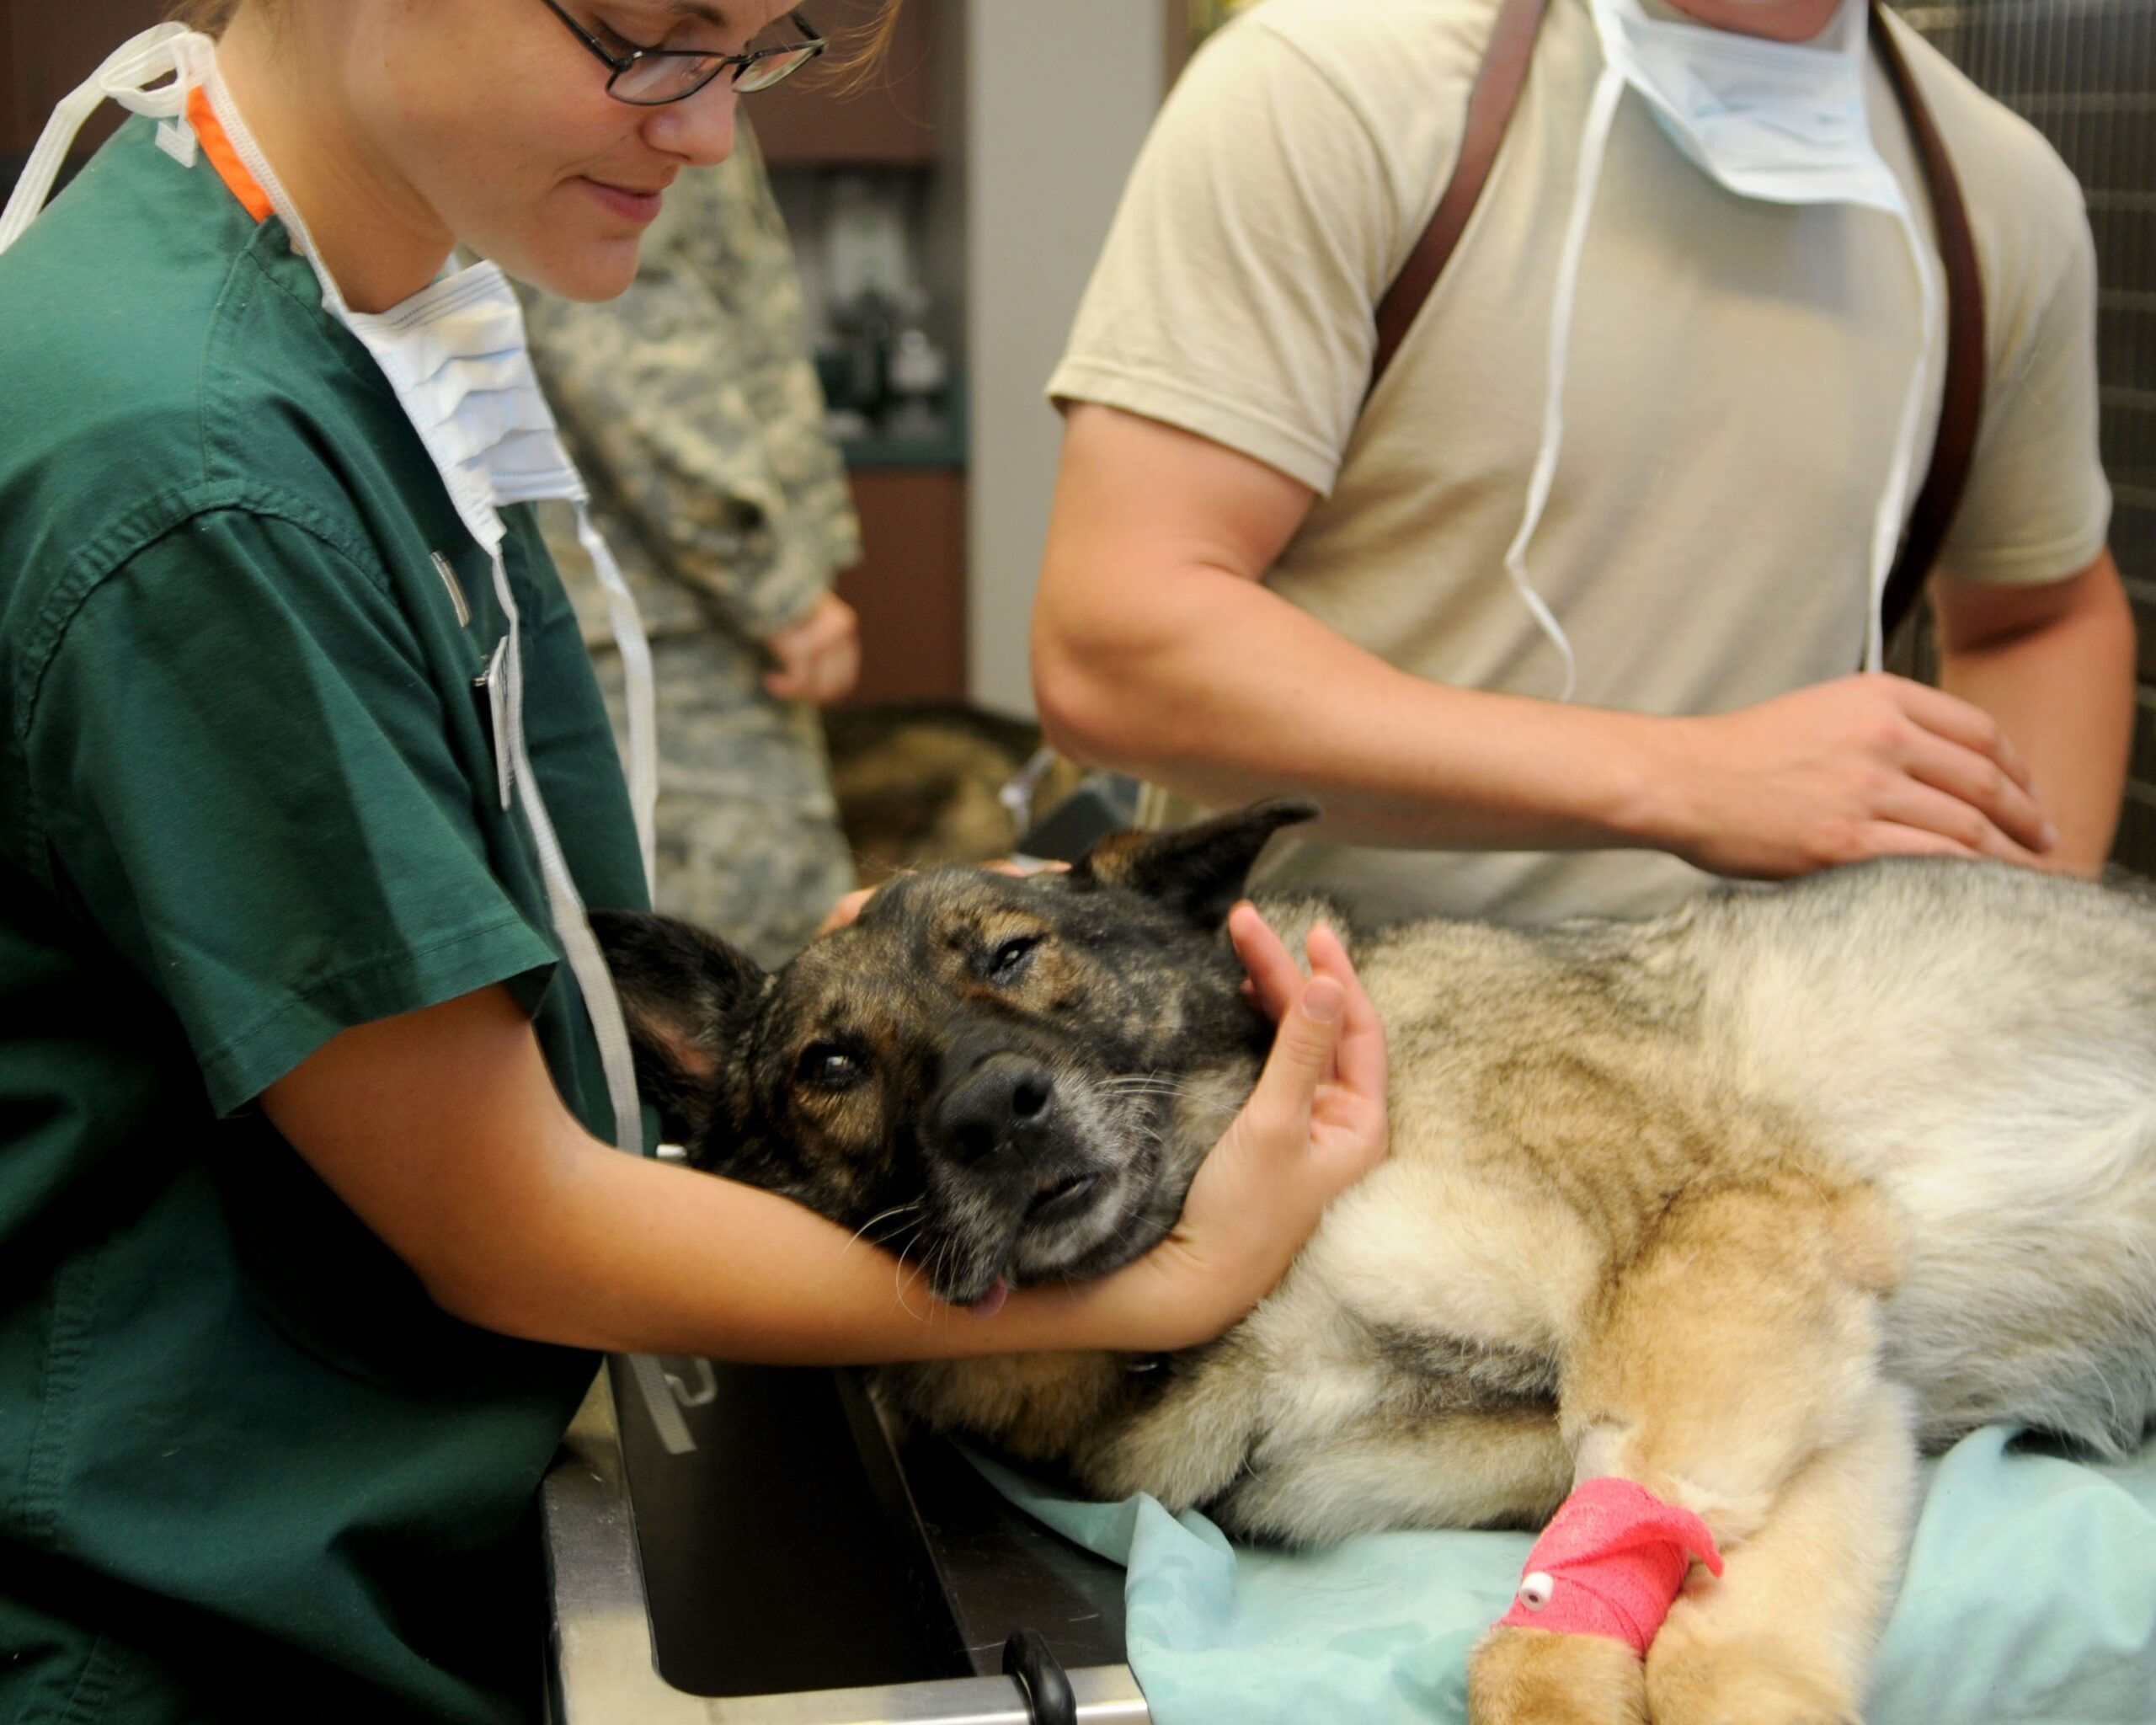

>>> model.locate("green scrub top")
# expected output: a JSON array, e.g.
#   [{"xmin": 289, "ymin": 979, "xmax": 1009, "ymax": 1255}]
[{"xmin": 0, "ymin": 116, "xmax": 649, "ymax": 1723}]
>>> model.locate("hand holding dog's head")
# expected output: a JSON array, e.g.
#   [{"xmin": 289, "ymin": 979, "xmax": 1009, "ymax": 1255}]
[{"xmin": 593, "ymin": 799, "xmax": 1319, "ymax": 1304}]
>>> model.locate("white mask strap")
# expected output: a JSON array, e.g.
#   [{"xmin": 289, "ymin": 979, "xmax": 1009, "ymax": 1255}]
[
  {"xmin": 484, "ymin": 547, "xmax": 695, "ymax": 1456},
  {"xmin": 194, "ymin": 60, "xmax": 350, "ymax": 317},
  {"xmin": 1499, "ymin": 61, "xmax": 1625, "ymax": 705},
  {"xmin": 483, "ymin": 550, "xmax": 646, "ymax": 1162},
  {"xmin": 574, "ymin": 505, "xmax": 659, "ymax": 892},
  {"xmin": 1865, "ymin": 209, "xmax": 1942, "ymax": 670},
  {"xmin": 0, "ymin": 24, "xmax": 205, "ymax": 255}
]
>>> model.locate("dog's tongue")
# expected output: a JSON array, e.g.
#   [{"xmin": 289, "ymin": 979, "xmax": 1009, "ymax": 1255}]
[{"xmin": 965, "ymin": 1278, "xmax": 1011, "ymax": 1318}]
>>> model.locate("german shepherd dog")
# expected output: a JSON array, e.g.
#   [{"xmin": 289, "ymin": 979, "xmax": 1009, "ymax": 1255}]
[{"xmin": 595, "ymin": 802, "xmax": 2156, "ymax": 1725}]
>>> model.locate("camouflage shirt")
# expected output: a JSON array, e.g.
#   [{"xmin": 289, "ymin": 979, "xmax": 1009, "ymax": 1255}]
[
  {"xmin": 525, "ymin": 124, "xmax": 862, "ymax": 651},
  {"xmin": 524, "ymin": 126, "xmax": 863, "ymax": 963}
]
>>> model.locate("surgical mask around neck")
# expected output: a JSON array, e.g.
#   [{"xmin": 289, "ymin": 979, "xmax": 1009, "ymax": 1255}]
[
  {"xmin": 1, "ymin": 24, "xmax": 696, "ymax": 1453},
  {"xmin": 254, "ymin": 177, "xmax": 664, "ymax": 920},
  {"xmin": 1500, "ymin": 0, "xmax": 1940, "ymax": 697},
  {"xmin": 1595, "ymin": 0, "xmax": 1907, "ymax": 216}
]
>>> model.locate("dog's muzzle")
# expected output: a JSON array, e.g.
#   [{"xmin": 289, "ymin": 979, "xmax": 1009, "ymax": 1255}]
[
  {"xmin": 935, "ymin": 1049, "xmax": 1057, "ymax": 1166},
  {"xmin": 929, "ymin": 1046, "xmax": 1106, "ymax": 1256}
]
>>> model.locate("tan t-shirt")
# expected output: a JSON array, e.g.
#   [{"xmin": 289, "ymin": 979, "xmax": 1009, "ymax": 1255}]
[{"xmin": 1049, "ymin": 0, "xmax": 2111, "ymax": 926}]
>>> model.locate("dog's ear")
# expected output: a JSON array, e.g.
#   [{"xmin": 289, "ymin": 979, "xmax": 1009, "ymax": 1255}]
[
  {"xmin": 590, "ymin": 909, "xmax": 764, "ymax": 1144},
  {"xmin": 1070, "ymin": 798, "xmax": 1318, "ymax": 927}
]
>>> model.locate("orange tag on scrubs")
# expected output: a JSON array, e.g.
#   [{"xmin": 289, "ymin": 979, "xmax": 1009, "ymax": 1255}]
[{"xmin": 186, "ymin": 86, "xmax": 273, "ymax": 223}]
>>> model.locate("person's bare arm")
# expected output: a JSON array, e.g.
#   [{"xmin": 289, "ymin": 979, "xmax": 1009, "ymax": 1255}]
[
  {"xmin": 1930, "ymin": 548, "xmax": 2136, "ymax": 875},
  {"xmin": 1033, "ymin": 403, "xmax": 2057, "ymax": 878},
  {"xmin": 259, "ymin": 911, "xmax": 1384, "ymax": 1365}
]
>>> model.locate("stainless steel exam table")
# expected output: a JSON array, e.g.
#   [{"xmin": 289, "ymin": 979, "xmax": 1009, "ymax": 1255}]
[{"xmin": 542, "ymin": 1355, "xmax": 1153, "ymax": 1725}]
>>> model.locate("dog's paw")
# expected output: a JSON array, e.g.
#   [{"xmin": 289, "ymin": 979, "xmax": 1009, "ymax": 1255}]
[
  {"xmin": 1644, "ymin": 1630, "xmax": 1860, "ymax": 1725},
  {"xmin": 1467, "ymin": 1626, "xmax": 1648, "ymax": 1725}
]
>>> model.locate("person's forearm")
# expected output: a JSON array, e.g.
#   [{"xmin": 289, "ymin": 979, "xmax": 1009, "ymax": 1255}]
[
  {"xmin": 446, "ymin": 1137, "xmax": 1218, "ymax": 1364},
  {"xmin": 1034, "ymin": 558, "xmax": 1673, "ymax": 853},
  {"xmin": 1035, "ymin": 403, "xmax": 2058, "ymax": 880},
  {"xmin": 1936, "ymin": 564, "xmax": 2137, "ymax": 873},
  {"xmin": 269, "ymin": 985, "xmax": 1203, "ymax": 1365},
  {"xmin": 289, "ymin": 956, "xmax": 1380, "ymax": 1370}
]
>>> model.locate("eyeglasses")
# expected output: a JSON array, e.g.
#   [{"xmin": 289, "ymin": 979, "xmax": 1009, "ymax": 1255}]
[{"xmin": 539, "ymin": 3, "xmax": 826, "ymax": 106}]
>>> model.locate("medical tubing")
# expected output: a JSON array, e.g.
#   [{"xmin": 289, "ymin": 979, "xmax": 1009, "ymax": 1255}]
[
  {"xmin": 1497, "ymin": 63, "xmax": 1626, "ymax": 706},
  {"xmin": 574, "ymin": 505, "xmax": 659, "ymax": 893}
]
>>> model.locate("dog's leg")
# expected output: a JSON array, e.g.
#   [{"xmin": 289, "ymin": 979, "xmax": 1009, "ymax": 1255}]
[
  {"xmin": 1469, "ymin": 1622, "xmax": 1656, "ymax": 1725},
  {"xmin": 1644, "ymin": 1385, "xmax": 1918, "ymax": 1725},
  {"xmin": 1207, "ymin": 1406, "xmax": 1574, "ymax": 1545},
  {"xmin": 1467, "ymin": 1167, "xmax": 1900, "ymax": 1725}
]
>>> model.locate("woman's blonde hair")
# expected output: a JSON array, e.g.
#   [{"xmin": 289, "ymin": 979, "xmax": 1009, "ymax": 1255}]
[{"xmin": 829, "ymin": 3, "xmax": 909, "ymax": 91}]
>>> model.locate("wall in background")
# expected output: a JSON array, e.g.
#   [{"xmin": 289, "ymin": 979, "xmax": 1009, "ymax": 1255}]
[{"xmin": 961, "ymin": 0, "xmax": 1166, "ymax": 717}]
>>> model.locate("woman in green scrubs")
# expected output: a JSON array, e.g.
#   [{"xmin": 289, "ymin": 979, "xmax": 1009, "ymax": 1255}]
[{"xmin": 0, "ymin": 3, "xmax": 1386, "ymax": 1720}]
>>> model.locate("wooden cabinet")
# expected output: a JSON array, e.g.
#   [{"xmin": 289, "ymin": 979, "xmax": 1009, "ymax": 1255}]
[
  {"xmin": 3, "ymin": 0, "xmax": 167, "ymax": 167},
  {"xmin": 834, "ymin": 467, "xmax": 968, "ymax": 705},
  {"xmin": 749, "ymin": 0, "xmax": 941, "ymax": 168},
  {"xmin": 754, "ymin": 2, "xmax": 966, "ymax": 702}
]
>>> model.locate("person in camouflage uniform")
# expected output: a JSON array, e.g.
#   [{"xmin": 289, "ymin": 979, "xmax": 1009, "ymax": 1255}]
[{"xmin": 525, "ymin": 121, "xmax": 863, "ymax": 968}]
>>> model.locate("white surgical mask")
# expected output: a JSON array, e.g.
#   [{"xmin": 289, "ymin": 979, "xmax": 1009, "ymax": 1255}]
[
  {"xmin": 3, "ymin": 27, "xmax": 695, "ymax": 1452},
  {"xmin": 1598, "ymin": 0, "xmax": 1912, "ymax": 214},
  {"xmin": 1503, "ymin": 0, "xmax": 1940, "ymax": 696}
]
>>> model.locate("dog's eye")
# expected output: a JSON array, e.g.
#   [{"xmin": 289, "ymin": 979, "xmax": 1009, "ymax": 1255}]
[
  {"xmin": 987, "ymin": 935, "xmax": 1039, "ymax": 983},
  {"xmin": 795, "ymin": 1041, "xmax": 866, "ymax": 1092}
]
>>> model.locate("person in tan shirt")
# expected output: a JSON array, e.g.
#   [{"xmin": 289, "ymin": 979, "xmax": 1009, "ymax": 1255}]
[{"xmin": 1036, "ymin": 0, "xmax": 2137, "ymax": 926}]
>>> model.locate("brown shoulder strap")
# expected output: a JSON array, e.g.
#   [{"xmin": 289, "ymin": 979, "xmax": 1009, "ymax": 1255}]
[
  {"xmin": 1369, "ymin": 0, "xmax": 1550, "ymax": 394},
  {"xmin": 1368, "ymin": 0, "xmax": 1983, "ymax": 654},
  {"xmin": 1870, "ymin": 0, "xmax": 1986, "ymax": 648}
]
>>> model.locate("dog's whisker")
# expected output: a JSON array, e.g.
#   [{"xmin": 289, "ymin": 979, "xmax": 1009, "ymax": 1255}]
[
  {"xmin": 1098, "ymin": 1075, "xmax": 1187, "ymax": 1097},
  {"xmin": 921, "ymin": 1233, "xmax": 963, "ymax": 1322},
  {"xmin": 866, "ymin": 1217, "xmax": 926, "ymax": 1250},
  {"xmin": 893, "ymin": 1231, "xmax": 933, "ymax": 1322},
  {"xmin": 845, "ymin": 1198, "xmax": 927, "ymax": 1258}
]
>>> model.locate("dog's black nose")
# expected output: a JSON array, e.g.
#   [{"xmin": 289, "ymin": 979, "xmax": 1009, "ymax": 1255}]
[{"xmin": 937, "ymin": 1052, "xmax": 1056, "ymax": 1165}]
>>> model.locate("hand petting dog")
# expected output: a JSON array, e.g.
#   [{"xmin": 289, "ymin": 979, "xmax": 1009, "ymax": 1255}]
[{"xmin": 1096, "ymin": 904, "xmax": 1389, "ymax": 1351}]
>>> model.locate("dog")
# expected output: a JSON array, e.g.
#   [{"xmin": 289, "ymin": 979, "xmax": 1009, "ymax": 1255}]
[
  {"xmin": 595, "ymin": 801, "xmax": 2156, "ymax": 1725},
  {"xmin": 820, "ymin": 700, "xmax": 1085, "ymax": 883}
]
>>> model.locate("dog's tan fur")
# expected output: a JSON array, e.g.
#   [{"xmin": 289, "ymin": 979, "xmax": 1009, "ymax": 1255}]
[{"xmin": 600, "ymin": 804, "xmax": 2156, "ymax": 1725}]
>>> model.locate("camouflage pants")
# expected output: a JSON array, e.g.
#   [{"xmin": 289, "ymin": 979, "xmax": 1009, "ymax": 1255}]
[{"xmin": 590, "ymin": 632, "xmax": 857, "ymax": 969}]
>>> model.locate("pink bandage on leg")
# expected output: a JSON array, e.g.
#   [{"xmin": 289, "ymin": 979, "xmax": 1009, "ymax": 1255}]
[{"xmin": 1497, "ymin": 1476, "xmax": 1724, "ymax": 1657}]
